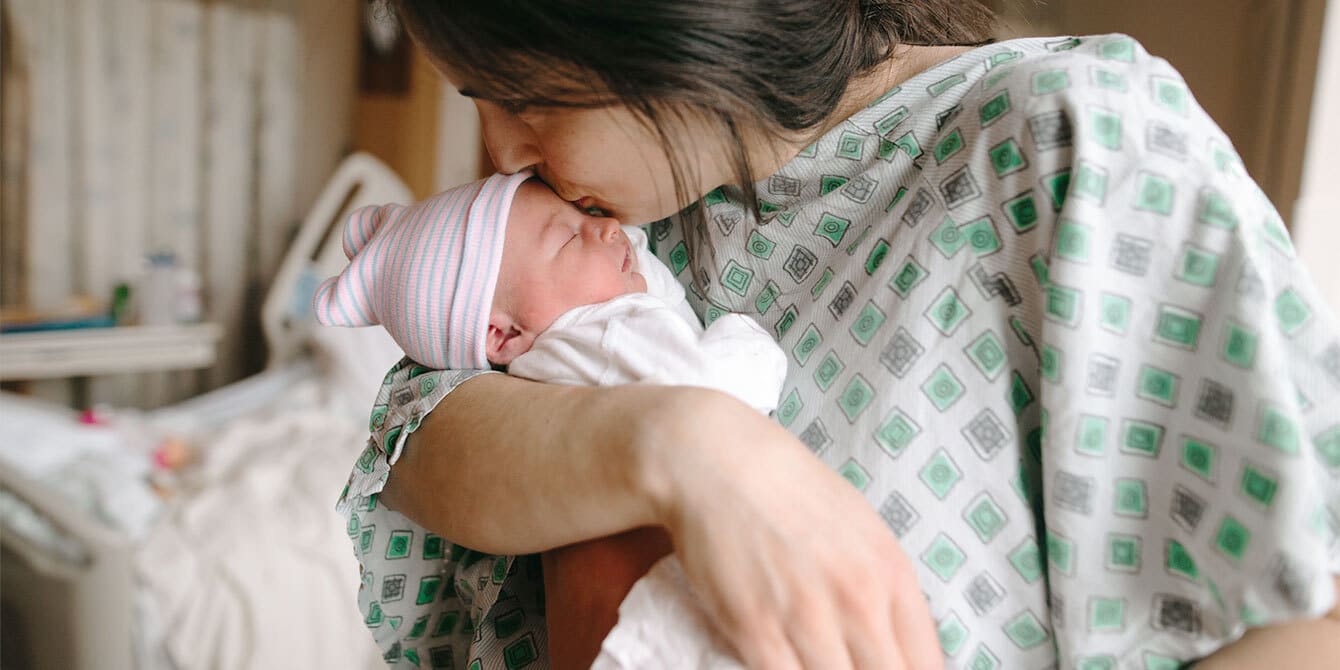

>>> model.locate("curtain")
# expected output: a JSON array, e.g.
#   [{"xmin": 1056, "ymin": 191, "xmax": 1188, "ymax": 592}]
[{"xmin": 2, "ymin": 0, "xmax": 356, "ymax": 407}]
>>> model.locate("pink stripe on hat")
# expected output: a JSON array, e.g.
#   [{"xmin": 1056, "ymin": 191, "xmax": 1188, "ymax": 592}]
[{"xmin": 313, "ymin": 171, "xmax": 533, "ymax": 369}]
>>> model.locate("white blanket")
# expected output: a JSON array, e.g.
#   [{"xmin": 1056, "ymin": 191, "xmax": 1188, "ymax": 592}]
[
  {"xmin": 508, "ymin": 226, "xmax": 787, "ymax": 416},
  {"xmin": 137, "ymin": 401, "xmax": 384, "ymax": 670},
  {"xmin": 594, "ymin": 557, "xmax": 744, "ymax": 670}
]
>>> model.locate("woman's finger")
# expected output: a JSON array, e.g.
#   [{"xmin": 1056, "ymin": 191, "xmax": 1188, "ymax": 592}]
[
  {"xmin": 732, "ymin": 617, "xmax": 804, "ymax": 670},
  {"xmin": 843, "ymin": 593, "xmax": 906, "ymax": 670},
  {"xmin": 889, "ymin": 579, "xmax": 944, "ymax": 670},
  {"xmin": 785, "ymin": 599, "xmax": 855, "ymax": 670}
]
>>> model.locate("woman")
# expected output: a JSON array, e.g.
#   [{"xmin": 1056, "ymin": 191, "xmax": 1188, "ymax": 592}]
[{"xmin": 341, "ymin": 2, "xmax": 1340, "ymax": 668}]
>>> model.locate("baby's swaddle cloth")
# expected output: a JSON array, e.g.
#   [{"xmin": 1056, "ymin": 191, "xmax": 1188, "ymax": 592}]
[
  {"xmin": 595, "ymin": 558, "xmax": 743, "ymax": 670},
  {"xmin": 507, "ymin": 225, "xmax": 781, "ymax": 669},
  {"xmin": 508, "ymin": 226, "xmax": 786, "ymax": 414}
]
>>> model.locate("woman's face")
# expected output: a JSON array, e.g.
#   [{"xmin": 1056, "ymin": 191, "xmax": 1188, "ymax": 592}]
[{"xmin": 445, "ymin": 71, "xmax": 734, "ymax": 225}]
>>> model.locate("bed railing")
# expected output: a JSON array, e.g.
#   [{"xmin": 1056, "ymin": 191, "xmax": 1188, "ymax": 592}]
[
  {"xmin": 261, "ymin": 152, "xmax": 413, "ymax": 370},
  {"xmin": 0, "ymin": 462, "xmax": 135, "ymax": 670}
]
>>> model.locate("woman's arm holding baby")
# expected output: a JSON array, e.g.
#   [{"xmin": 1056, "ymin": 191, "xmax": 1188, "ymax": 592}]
[
  {"xmin": 381, "ymin": 372, "xmax": 945, "ymax": 670},
  {"xmin": 379, "ymin": 373, "xmax": 681, "ymax": 554}
]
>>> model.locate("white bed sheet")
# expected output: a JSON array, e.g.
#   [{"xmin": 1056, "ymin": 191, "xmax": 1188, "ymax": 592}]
[
  {"xmin": 0, "ymin": 367, "xmax": 387, "ymax": 670},
  {"xmin": 0, "ymin": 389, "xmax": 165, "ymax": 548},
  {"xmin": 136, "ymin": 378, "xmax": 383, "ymax": 670}
]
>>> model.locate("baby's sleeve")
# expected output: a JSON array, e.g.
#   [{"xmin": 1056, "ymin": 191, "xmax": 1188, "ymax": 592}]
[
  {"xmin": 337, "ymin": 360, "xmax": 496, "ymax": 511},
  {"xmin": 336, "ymin": 360, "xmax": 547, "ymax": 670}
]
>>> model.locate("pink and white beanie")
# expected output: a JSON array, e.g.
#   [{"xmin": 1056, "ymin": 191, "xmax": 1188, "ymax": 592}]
[{"xmin": 313, "ymin": 171, "xmax": 533, "ymax": 369}]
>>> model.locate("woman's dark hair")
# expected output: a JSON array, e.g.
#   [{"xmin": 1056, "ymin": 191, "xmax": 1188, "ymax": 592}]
[{"xmin": 388, "ymin": 0, "xmax": 996, "ymax": 270}]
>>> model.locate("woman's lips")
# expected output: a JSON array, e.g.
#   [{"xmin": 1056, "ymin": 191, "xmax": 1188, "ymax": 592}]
[
  {"xmin": 575, "ymin": 196, "xmax": 610, "ymax": 217},
  {"xmin": 621, "ymin": 248, "xmax": 631, "ymax": 272}
]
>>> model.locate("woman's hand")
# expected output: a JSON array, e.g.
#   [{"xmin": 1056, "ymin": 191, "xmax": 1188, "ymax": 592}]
[{"xmin": 643, "ymin": 390, "xmax": 943, "ymax": 670}]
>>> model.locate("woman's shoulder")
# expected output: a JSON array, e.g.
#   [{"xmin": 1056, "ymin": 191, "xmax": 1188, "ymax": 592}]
[
  {"xmin": 978, "ymin": 33, "xmax": 1173, "ymax": 76},
  {"xmin": 856, "ymin": 32, "xmax": 1215, "ymax": 162},
  {"xmin": 950, "ymin": 32, "xmax": 1246, "ymax": 189},
  {"xmin": 969, "ymin": 34, "xmax": 1291, "ymax": 300},
  {"xmin": 953, "ymin": 33, "xmax": 1193, "ymax": 110}
]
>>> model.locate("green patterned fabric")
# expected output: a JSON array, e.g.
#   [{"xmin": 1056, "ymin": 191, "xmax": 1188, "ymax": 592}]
[
  {"xmin": 339, "ymin": 34, "xmax": 1340, "ymax": 668},
  {"xmin": 339, "ymin": 365, "xmax": 546, "ymax": 670}
]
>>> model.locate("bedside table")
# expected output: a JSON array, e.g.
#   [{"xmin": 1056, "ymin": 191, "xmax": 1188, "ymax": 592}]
[{"xmin": 0, "ymin": 324, "xmax": 223, "ymax": 380}]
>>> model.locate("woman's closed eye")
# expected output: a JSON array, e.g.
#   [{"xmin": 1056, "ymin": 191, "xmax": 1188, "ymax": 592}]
[
  {"xmin": 498, "ymin": 100, "xmax": 530, "ymax": 116},
  {"xmin": 498, "ymin": 99, "xmax": 550, "ymax": 122},
  {"xmin": 456, "ymin": 88, "xmax": 522, "ymax": 114}
]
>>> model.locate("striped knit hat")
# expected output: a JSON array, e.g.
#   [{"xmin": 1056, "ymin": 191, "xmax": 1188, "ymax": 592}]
[{"xmin": 313, "ymin": 171, "xmax": 533, "ymax": 369}]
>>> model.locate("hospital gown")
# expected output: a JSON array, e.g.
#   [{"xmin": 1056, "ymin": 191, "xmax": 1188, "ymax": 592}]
[{"xmin": 339, "ymin": 34, "xmax": 1340, "ymax": 669}]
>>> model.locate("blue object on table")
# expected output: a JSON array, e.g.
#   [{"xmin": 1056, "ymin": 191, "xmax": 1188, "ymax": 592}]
[{"xmin": 0, "ymin": 315, "xmax": 118, "ymax": 334}]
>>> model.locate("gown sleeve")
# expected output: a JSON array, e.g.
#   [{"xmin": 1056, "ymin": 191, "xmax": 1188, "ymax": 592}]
[
  {"xmin": 1017, "ymin": 35, "xmax": 1340, "ymax": 664},
  {"xmin": 336, "ymin": 361, "xmax": 547, "ymax": 670}
]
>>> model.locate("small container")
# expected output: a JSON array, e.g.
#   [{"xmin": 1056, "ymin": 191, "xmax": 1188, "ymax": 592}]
[
  {"xmin": 174, "ymin": 266, "xmax": 203, "ymax": 323},
  {"xmin": 111, "ymin": 282, "xmax": 134, "ymax": 325},
  {"xmin": 138, "ymin": 252, "xmax": 178, "ymax": 326}
]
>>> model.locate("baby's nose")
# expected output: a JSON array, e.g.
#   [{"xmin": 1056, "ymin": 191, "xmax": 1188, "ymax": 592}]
[{"xmin": 586, "ymin": 218, "xmax": 620, "ymax": 243}]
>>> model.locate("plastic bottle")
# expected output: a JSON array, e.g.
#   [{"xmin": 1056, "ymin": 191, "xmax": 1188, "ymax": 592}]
[
  {"xmin": 174, "ymin": 265, "xmax": 203, "ymax": 324},
  {"xmin": 138, "ymin": 252, "xmax": 178, "ymax": 326}
]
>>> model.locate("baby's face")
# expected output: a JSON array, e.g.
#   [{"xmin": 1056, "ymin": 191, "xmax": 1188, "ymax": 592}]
[{"xmin": 491, "ymin": 180, "xmax": 648, "ymax": 354}]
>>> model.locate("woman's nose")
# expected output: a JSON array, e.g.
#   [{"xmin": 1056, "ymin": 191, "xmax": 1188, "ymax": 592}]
[{"xmin": 476, "ymin": 102, "xmax": 542, "ymax": 173}]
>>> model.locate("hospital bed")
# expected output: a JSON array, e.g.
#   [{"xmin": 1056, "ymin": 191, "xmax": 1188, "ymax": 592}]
[{"xmin": 0, "ymin": 152, "xmax": 413, "ymax": 670}]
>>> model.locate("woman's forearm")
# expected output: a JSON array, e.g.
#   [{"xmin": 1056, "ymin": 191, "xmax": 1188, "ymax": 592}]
[
  {"xmin": 377, "ymin": 373, "xmax": 693, "ymax": 554},
  {"xmin": 1195, "ymin": 578, "xmax": 1340, "ymax": 668}
]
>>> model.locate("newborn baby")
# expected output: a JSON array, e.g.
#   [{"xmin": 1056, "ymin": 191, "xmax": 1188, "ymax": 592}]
[
  {"xmin": 314, "ymin": 171, "xmax": 786, "ymax": 669},
  {"xmin": 314, "ymin": 172, "xmax": 781, "ymax": 407}
]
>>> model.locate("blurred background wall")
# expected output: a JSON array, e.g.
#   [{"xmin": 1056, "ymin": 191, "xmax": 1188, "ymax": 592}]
[
  {"xmin": 2, "ymin": 0, "xmax": 362, "ymax": 406},
  {"xmin": 0, "ymin": 0, "xmax": 485, "ymax": 408}
]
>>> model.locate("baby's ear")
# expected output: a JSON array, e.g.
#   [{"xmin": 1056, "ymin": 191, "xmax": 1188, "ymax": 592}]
[{"xmin": 485, "ymin": 312, "xmax": 533, "ymax": 366}]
